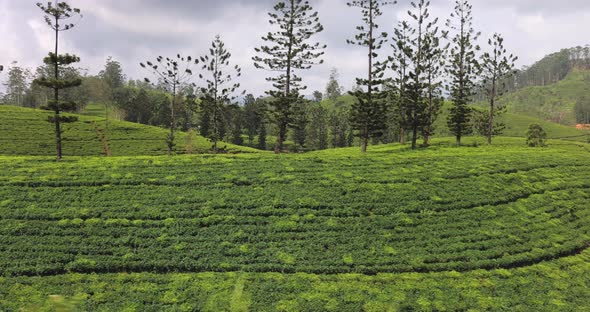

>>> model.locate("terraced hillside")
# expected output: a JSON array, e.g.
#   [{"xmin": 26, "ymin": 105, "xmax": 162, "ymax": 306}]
[
  {"xmin": 1, "ymin": 139, "xmax": 589, "ymax": 311},
  {"xmin": 0, "ymin": 105, "xmax": 258, "ymax": 156}
]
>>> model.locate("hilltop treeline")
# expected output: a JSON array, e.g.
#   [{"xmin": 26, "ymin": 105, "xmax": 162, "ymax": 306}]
[
  {"xmin": 516, "ymin": 46, "xmax": 590, "ymax": 88},
  {"xmin": 474, "ymin": 46, "xmax": 590, "ymax": 100},
  {"xmin": 2, "ymin": 0, "xmax": 571, "ymax": 156}
]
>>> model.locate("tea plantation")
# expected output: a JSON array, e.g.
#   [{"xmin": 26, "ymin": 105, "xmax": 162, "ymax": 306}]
[
  {"xmin": 0, "ymin": 106, "xmax": 257, "ymax": 156},
  {"xmin": 1, "ymin": 140, "xmax": 589, "ymax": 311}
]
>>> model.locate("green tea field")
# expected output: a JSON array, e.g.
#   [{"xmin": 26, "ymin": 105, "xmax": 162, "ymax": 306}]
[
  {"xmin": 1, "ymin": 139, "xmax": 589, "ymax": 311},
  {"xmin": 0, "ymin": 106, "xmax": 257, "ymax": 156}
]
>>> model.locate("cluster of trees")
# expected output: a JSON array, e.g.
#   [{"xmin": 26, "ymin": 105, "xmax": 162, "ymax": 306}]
[
  {"xmin": 515, "ymin": 46, "xmax": 590, "ymax": 89},
  {"xmin": 471, "ymin": 45, "xmax": 590, "ymax": 102},
  {"xmin": 4, "ymin": 0, "xmax": 522, "ymax": 158},
  {"xmin": 0, "ymin": 62, "xmax": 93, "ymax": 109},
  {"xmin": 344, "ymin": 0, "xmax": 517, "ymax": 150}
]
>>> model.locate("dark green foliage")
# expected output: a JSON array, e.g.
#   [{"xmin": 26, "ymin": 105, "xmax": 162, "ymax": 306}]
[
  {"xmin": 421, "ymin": 30, "xmax": 446, "ymax": 146},
  {"xmin": 228, "ymin": 105, "xmax": 245, "ymax": 146},
  {"xmin": 480, "ymin": 33, "xmax": 518, "ymax": 144},
  {"xmin": 291, "ymin": 101, "xmax": 309, "ymax": 149},
  {"xmin": 34, "ymin": 1, "xmax": 83, "ymax": 160},
  {"xmin": 388, "ymin": 21, "xmax": 411, "ymax": 144},
  {"xmin": 253, "ymin": 0, "xmax": 326, "ymax": 153},
  {"xmin": 243, "ymin": 94, "xmax": 268, "ymax": 147},
  {"xmin": 178, "ymin": 85, "xmax": 198, "ymax": 131},
  {"xmin": 446, "ymin": 1, "xmax": 480, "ymax": 146},
  {"xmin": 312, "ymin": 91, "xmax": 323, "ymax": 103},
  {"xmin": 401, "ymin": 0, "xmax": 443, "ymax": 150},
  {"xmin": 473, "ymin": 107, "xmax": 506, "ymax": 138},
  {"xmin": 329, "ymin": 111, "xmax": 351, "ymax": 148},
  {"xmin": 526, "ymin": 124, "xmax": 547, "ymax": 147},
  {"xmin": 347, "ymin": 0, "xmax": 395, "ymax": 152},
  {"xmin": 307, "ymin": 103, "xmax": 329, "ymax": 150},
  {"xmin": 258, "ymin": 122, "xmax": 268, "ymax": 150}
]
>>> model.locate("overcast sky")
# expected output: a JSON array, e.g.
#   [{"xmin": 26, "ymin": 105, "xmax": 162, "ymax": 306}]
[{"xmin": 1, "ymin": 0, "xmax": 589, "ymax": 96}]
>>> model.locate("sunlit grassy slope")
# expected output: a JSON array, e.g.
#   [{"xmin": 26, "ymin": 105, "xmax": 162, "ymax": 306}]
[
  {"xmin": 483, "ymin": 69, "xmax": 590, "ymax": 125},
  {"xmin": 433, "ymin": 107, "xmax": 587, "ymax": 141},
  {"xmin": 0, "ymin": 105, "xmax": 259, "ymax": 156}
]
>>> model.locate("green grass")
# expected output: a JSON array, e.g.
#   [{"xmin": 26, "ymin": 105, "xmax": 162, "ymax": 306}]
[
  {"xmin": 0, "ymin": 138, "xmax": 589, "ymax": 310},
  {"xmin": 323, "ymin": 90, "xmax": 587, "ymax": 142},
  {"xmin": 479, "ymin": 69, "xmax": 590, "ymax": 125},
  {"xmin": 501, "ymin": 112, "xmax": 587, "ymax": 140},
  {"xmin": 0, "ymin": 105, "xmax": 260, "ymax": 156},
  {"xmin": 433, "ymin": 107, "xmax": 587, "ymax": 141},
  {"xmin": 80, "ymin": 102, "xmax": 124, "ymax": 120}
]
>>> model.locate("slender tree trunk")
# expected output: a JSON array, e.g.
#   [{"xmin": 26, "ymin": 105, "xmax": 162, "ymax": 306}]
[
  {"xmin": 213, "ymin": 52, "xmax": 220, "ymax": 153},
  {"xmin": 275, "ymin": 0, "xmax": 296, "ymax": 154},
  {"xmin": 411, "ymin": 6, "xmax": 424, "ymax": 151},
  {"xmin": 169, "ymin": 82, "xmax": 176, "ymax": 156},
  {"xmin": 457, "ymin": 9, "xmax": 466, "ymax": 146},
  {"xmin": 400, "ymin": 128, "xmax": 405, "ymax": 144},
  {"xmin": 411, "ymin": 122, "xmax": 418, "ymax": 150},
  {"xmin": 423, "ymin": 73, "xmax": 433, "ymax": 146},
  {"xmin": 487, "ymin": 77, "xmax": 496, "ymax": 145},
  {"xmin": 53, "ymin": 11, "xmax": 62, "ymax": 161},
  {"xmin": 361, "ymin": 3, "xmax": 374, "ymax": 154}
]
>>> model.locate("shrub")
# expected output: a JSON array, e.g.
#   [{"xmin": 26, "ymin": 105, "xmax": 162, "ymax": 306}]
[{"xmin": 526, "ymin": 124, "xmax": 547, "ymax": 147}]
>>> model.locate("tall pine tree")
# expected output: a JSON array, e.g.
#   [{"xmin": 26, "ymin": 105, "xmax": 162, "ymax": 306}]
[
  {"xmin": 389, "ymin": 21, "xmax": 411, "ymax": 144},
  {"xmin": 140, "ymin": 54, "xmax": 197, "ymax": 155},
  {"xmin": 403, "ymin": 0, "xmax": 440, "ymax": 150},
  {"xmin": 34, "ymin": 1, "xmax": 83, "ymax": 160},
  {"xmin": 253, "ymin": 0, "xmax": 326, "ymax": 153},
  {"xmin": 480, "ymin": 33, "xmax": 517, "ymax": 145},
  {"xmin": 421, "ymin": 31, "xmax": 445, "ymax": 146},
  {"xmin": 446, "ymin": 0, "xmax": 480, "ymax": 146},
  {"xmin": 347, "ymin": 0, "xmax": 395, "ymax": 153},
  {"xmin": 197, "ymin": 35, "xmax": 243, "ymax": 152}
]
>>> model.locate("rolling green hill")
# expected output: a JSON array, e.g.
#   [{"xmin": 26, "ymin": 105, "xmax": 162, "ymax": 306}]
[
  {"xmin": 433, "ymin": 105, "xmax": 587, "ymax": 141},
  {"xmin": 485, "ymin": 69, "xmax": 590, "ymax": 125},
  {"xmin": 322, "ymin": 89, "xmax": 587, "ymax": 142},
  {"xmin": 0, "ymin": 105, "xmax": 259, "ymax": 156},
  {"xmin": 0, "ymin": 139, "xmax": 589, "ymax": 310}
]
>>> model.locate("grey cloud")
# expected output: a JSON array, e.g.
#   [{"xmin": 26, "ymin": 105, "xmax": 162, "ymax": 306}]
[
  {"xmin": 1, "ymin": 0, "xmax": 589, "ymax": 96},
  {"xmin": 471, "ymin": 0, "xmax": 590, "ymax": 15}
]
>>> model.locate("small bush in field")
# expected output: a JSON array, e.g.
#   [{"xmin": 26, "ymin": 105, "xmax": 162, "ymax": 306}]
[{"xmin": 526, "ymin": 124, "xmax": 547, "ymax": 147}]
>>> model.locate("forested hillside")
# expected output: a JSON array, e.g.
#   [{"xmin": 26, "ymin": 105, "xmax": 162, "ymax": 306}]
[
  {"xmin": 514, "ymin": 46, "xmax": 590, "ymax": 89},
  {"xmin": 474, "ymin": 70, "xmax": 590, "ymax": 125}
]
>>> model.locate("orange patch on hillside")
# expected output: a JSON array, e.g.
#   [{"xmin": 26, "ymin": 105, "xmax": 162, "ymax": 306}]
[{"xmin": 576, "ymin": 124, "xmax": 590, "ymax": 130}]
